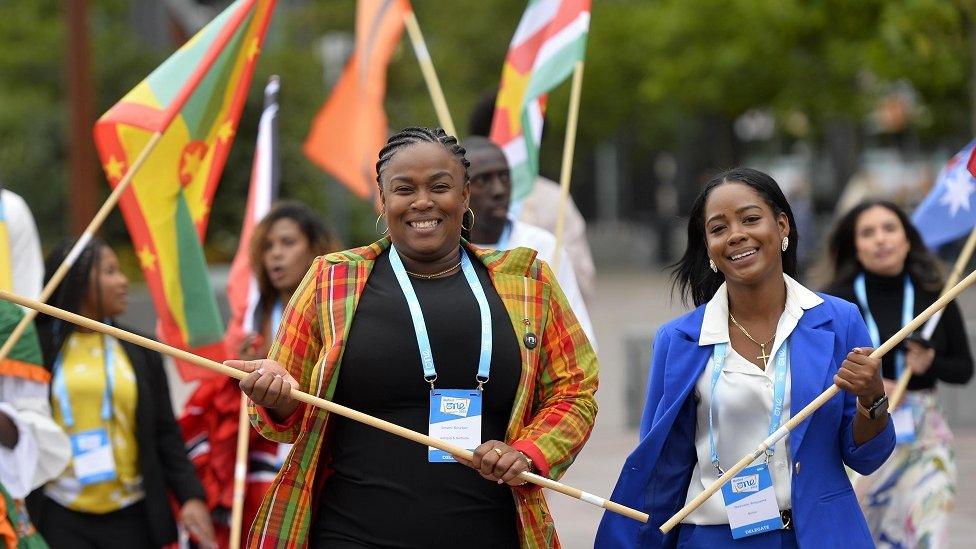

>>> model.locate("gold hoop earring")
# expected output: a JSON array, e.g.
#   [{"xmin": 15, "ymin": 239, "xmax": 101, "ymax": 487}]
[
  {"xmin": 375, "ymin": 213, "xmax": 389, "ymax": 235},
  {"xmin": 461, "ymin": 208, "xmax": 476, "ymax": 232}
]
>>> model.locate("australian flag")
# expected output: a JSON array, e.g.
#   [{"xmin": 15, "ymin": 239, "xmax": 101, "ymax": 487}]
[{"xmin": 913, "ymin": 140, "xmax": 976, "ymax": 249}]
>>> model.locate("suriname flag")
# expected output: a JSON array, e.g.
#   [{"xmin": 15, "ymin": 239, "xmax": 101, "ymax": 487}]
[
  {"xmin": 93, "ymin": 0, "xmax": 276, "ymax": 380},
  {"xmin": 490, "ymin": 0, "xmax": 591, "ymax": 201}
]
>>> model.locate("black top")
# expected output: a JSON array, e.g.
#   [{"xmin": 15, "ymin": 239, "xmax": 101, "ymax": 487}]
[
  {"xmin": 313, "ymin": 249, "xmax": 522, "ymax": 548},
  {"xmin": 827, "ymin": 271, "xmax": 974, "ymax": 390},
  {"xmin": 29, "ymin": 327, "xmax": 206, "ymax": 548}
]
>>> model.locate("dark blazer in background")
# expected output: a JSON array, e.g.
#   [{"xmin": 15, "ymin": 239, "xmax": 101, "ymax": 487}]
[{"xmin": 29, "ymin": 327, "xmax": 205, "ymax": 548}]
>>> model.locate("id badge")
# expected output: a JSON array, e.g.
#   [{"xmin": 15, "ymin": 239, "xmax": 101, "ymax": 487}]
[
  {"xmin": 892, "ymin": 404, "xmax": 917, "ymax": 445},
  {"xmin": 720, "ymin": 463, "xmax": 784, "ymax": 539},
  {"xmin": 70, "ymin": 428, "xmax": 117, "ymax": 485},
  {"xmin": 428, "ymin": 389, "xmax": 482, "ymax": 463}
]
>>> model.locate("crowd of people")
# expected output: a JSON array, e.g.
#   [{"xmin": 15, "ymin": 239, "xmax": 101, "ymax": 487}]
[{"xmin": 0, "ymin": 126, "xmax": 971, "ymax": 548}]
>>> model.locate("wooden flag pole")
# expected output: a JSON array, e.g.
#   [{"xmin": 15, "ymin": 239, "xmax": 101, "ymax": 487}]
[
  {"xmin": 403, "ymin": 10, "xmax": 457, "ymax": 137},
  {"xmin": 889, "ymin": 225, "xmax": 976, "ymax": 409},
  {"xmin": 228, "ymin": 393, "xmax": 251, "ymax": 549},
  {"xmin": 0, "ymin": 290, "xmax": 649, "ymax": 525},
  {"xmin": 660, "ymin": 265, "xmax": 976, "ymax": 533},
  {"xmin": 0, "ymin": 130, "xmax": 163, "ymax": 363},
  {"xmin": 552, "ymin": 61, "xmax": 585, "ymax": 274}
]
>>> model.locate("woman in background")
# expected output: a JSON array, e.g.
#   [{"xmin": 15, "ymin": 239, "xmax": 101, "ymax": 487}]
[
  {"xmin": 31, "ymin": 237, "xmax": 214, "ymax": 548},
  {"xmin": 180, "ymin": 201, "xmax": 341, "ymax": 546},
  {"xmin": 824, "ymin": 200, "xmax": 973, "ymax": 548}
]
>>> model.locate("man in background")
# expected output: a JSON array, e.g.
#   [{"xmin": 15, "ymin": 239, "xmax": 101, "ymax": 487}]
[{"xmin": 468, "ymin": 93, "xmax": 597, "ymax": 309}]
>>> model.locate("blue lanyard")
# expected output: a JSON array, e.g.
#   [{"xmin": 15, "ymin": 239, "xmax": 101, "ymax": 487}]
[
  {"xmin": 52, "ymin": 333, "xmax": 116, "ymax": 428},
  {"xmin": 708, "ymin": 340, "xmax": 789, "ymax": 474},
  {"xmin": 271, "ymin": 299, "xmax": 283, "ymax": 332},
  {"xmin": 853, "ymin": 273, "xmax": 913, "ymax": 377},
  {"xmin": 389, "ymin": 245, "xmax": 492, "ymax": 389}
]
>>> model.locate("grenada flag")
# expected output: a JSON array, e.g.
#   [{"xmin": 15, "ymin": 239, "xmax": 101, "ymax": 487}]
[
  {"xmin": 490, "ymin": 0, "xmax": 591, "ymax": 201},
  {"xmin": 93, "ymin": 0, "xmax": 276, "ymax": 380}
]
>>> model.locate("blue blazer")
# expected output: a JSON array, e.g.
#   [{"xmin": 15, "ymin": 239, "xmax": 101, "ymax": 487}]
[{"xmin": 595, "ymin": 294, "xmax": 895, "ymax": 548}]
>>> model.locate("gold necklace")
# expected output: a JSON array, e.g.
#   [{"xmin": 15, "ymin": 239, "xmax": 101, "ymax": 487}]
[
  {"xmin": 728, "ymin": 312, "xmax": 776, "ymax": 367},
  {"xmin": 405, "ymin": 261, "xmax": 462, "ymax": 279}
]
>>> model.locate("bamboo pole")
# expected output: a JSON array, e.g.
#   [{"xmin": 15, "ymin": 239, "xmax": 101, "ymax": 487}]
[
  {"xmin": 228, "ymin": 393, "xmax": 251, "ymax": 549},
  {"xmin": 402, "ymin": 10, "xmax": 457, "ymax": 137},
  {"xmin": 660, "ymin": 265, "xmax": 976, "ymax": 533},
  {"xmin": 889, "ymin": 225, "xmax": 976, "ymax": 409},
  {"xmin": 552, "ymin": 61, "xmax": 585, "ymax": 274},
  {"xmin": 0, "ymin": 290, "xmax": 648, "ymax": 524},
  {"xmin": 0, "ymin": 131, "xmax": 163, "ymax": 363}
]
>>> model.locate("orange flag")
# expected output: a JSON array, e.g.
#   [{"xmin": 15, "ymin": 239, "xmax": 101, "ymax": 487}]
[{"xmin": 303, "ymin": 0, "xmax": 410, "ymax": 200}]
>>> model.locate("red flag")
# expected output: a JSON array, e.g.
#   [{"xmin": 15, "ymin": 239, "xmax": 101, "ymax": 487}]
[{"xmin": 303, "ymin": 0, "xmax": 410, "ymax": 200}]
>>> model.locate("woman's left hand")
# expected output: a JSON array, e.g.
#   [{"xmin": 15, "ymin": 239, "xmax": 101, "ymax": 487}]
[
  {"xmin": 180, "ymin": 498, "xmax": 217, "ymax": 549},
  {"xmin": 456, "ymin": 441, "xmax": 533, "ymax": 486},
  {"xmin": 905, "ymin": 339, "xmax": 936, "ymax": 375},
  {"xmin": 835, "ymin": 347, "xmax": 885, "ymax": 404}
]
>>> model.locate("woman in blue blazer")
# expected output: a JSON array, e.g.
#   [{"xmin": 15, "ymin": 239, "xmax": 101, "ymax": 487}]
[{"xmin": 596, "ymin": 168, "xmax": 895, "ymax": 548}]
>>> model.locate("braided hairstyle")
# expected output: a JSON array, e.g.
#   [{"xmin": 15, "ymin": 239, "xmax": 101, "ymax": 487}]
[
  {"xmin": 375, "ymin": 126, "xmax": 472, "ymax": 237},
  {"xmin": 36, "ymin": 236, "xmax": 109, "ymax": 369}
]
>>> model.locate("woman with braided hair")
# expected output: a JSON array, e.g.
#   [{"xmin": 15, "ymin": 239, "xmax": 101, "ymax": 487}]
[
  {"xmin": 30, "ymin": 237, "xmax": 215, "ymax": 548},
  {"xmin": 229, "ymin": 127, "xmax": 598, "ymax": 548}
]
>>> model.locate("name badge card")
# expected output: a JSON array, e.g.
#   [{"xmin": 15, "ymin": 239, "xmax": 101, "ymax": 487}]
[
  {"xmin": 70, "ymin": 428, "xmax": 117, "ymax": 485},
  {"xmin": 892, "ymin": 404, "xmax": 917, "ymax": 445},
  {"xmin": 429, "ymin": 389, "xmax": 482, "ymax": 463},
  {"xmin": 720, "ymin": 463, "xmax": 784, "ymax": 539}
]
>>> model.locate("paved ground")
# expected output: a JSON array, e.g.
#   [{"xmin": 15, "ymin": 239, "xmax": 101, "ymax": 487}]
[{"xmin": 545, "ymin": 270, "xmax": 976, "ymax": 548}]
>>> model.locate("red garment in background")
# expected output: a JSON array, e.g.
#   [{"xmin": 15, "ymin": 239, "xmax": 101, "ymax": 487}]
[{"xmin": 179, "ymin": 375, "xmax": 289, "ymax": 546}]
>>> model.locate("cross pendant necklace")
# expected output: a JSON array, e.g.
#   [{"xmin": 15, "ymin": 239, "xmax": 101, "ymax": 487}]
[
  {"xmin": 729, "ymin": 312, "xmax": 776, "ymax": 368},
  {"xmin": 756, "ymin": 344, "xmax": 771, "ymax": 366}
]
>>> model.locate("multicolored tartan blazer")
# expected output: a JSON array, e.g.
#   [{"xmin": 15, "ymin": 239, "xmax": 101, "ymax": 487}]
[{"xmin": 246, "ymin": 237, "xmax": 599, "ymax": 548}]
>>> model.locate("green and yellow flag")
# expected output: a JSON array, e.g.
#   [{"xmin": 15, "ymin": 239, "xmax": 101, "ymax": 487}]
[{"xmin": 94, "ymin": 0, "xmax": 276, "ymax": 380}]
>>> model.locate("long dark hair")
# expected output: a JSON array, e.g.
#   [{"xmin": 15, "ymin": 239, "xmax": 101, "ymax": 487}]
[
  {"xmin": 671, "ymin": 167, "xmax": 800, "ymax": 307},
  {"xmin": 36, "ymin": 236, "xmax": 109, "ymax": 369},
  {"xmin": 824, "ymin": 200, "xmax": 943, "ymax": 292},
  {"xmin": 249, "ymin": 200, "xmax": 342, "ymax": 321}
]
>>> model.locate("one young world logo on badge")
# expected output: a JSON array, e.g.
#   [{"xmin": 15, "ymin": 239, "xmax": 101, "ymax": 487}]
[
  {"xmin": 439, "ymin": 396, "xmax": 471, "ymax": 417},
  {"xmin": 731, "ymin": 474, "xmax": 760, "ymax": 493}
]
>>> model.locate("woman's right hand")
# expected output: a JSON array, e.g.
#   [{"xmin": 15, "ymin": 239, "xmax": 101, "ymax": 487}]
[{"xmin": 226, "ymin": 359, "xmax": 300, "ymax": 420}]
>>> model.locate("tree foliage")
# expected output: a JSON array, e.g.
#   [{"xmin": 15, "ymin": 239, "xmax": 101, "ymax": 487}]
[{"xmin": 0, "ymin": 0, "xmax": 973, "ymax": 266}]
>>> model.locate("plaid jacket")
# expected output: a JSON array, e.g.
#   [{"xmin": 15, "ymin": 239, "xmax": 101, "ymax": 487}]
[{"xmin": 246, "ymin": 238, "xmax": 598, "ymax": 548}]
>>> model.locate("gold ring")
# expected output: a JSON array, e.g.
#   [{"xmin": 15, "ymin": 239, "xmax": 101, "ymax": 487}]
[{"xmin": 493, "ymin": 447, "xmax": 503, "ymax": 457}]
